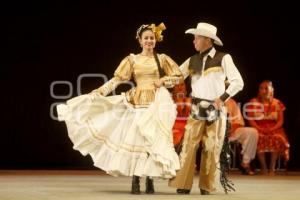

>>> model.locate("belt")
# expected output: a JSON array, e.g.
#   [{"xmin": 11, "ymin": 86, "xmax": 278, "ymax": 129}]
[{"xmin": 191, "ymin": 96, "xmax": 220, "ymax": 125}]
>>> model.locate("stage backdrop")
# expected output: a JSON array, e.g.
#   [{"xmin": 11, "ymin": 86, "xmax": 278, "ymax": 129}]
[{"xmin": 2, "ymin": 0, "xmax": 299, "ymax": 170}]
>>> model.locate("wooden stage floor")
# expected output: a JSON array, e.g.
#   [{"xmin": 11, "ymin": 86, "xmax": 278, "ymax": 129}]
[{"xmin": 0, "ymin": 170, "xmax": 299, "ymax": 200}]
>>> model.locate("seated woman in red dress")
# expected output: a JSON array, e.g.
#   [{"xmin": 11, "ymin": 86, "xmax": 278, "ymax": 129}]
[
  {"xmin": 247, "ymin": 80, "xmax": 290, "ymax": 175},
  {"xmin": 172, "ymin": 83, "xmax": 191, "ymax": 148}
]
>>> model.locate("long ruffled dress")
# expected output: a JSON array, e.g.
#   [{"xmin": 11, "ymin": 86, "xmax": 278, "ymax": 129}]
[{"xmin": 57, "ymin": 53, "xmax": 183, "ymax": 178}]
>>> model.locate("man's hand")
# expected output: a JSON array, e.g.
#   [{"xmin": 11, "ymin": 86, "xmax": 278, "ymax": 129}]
[{"xmin": 213, "ymin": 98, "xmax": 224, "ymax": 110}]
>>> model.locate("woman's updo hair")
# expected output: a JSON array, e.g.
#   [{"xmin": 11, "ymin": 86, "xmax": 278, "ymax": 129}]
[
  {"xmin": 136, "ymin": 23, "xmax": 166, "ymax": 42},
  {"xmin": 136, "ymin": 25, "xmax": 152, "ymax": 39}
]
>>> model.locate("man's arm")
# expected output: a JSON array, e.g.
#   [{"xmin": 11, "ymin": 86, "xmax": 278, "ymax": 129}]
[
  {"xmin": 220, "ymin": 54, "xmax": 244, "ymax": 101},
  {"xmin": 179, "ymin": 58, "xmax": 191, "ymax": 80}
]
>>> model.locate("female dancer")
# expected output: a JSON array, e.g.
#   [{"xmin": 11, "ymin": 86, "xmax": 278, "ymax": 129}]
[{"xmin": 57, "ymin": 23, "xmax": 183, "ymax": 194}]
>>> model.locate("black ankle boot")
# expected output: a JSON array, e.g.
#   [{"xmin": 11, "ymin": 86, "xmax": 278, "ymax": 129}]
[
  {"xmin": 145, "ymin": 177, "xmax": 155, "ymax": 194},
  {"xmin": 176, "ymin": 189, "xmax": 190, "ymax": 194},
  {"xmin": 200, "ymin": 189, "xmax": 210, "ymax": 195},
  {"xmin": 131, "ymin": 176, "xmax": 140, "ymax": 194}
]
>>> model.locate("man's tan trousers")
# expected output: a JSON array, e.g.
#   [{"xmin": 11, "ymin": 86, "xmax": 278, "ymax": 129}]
[{"xmin": 169, "ymin": 108, "xmax": 227, "ymax": 192}]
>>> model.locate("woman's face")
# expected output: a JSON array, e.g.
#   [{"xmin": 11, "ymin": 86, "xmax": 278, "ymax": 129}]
[
  {"xmin": 259, "ymin": 82, "xmax": 273, "ymax": 100},
  {"xmin": 139, "ymin": 30, "xmax": 156, "ymax": 51}
]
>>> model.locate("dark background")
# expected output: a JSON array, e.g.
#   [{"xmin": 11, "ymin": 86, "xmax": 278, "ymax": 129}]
[{"xmin": 1, "ymin": 0, "xmax": 299, "ymax": 169}]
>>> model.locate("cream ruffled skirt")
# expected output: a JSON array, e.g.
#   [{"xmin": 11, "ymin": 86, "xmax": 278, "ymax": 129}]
[{"xmin": 57, "ymin": 87, "xmax": 180, "ymax": 178}]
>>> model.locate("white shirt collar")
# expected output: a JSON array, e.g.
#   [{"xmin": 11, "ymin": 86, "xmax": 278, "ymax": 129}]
[
  {"xmin": 207, "ymin": 47, "xmax": 216, "ymax": 58},
  {"xmin": 199, "ymin": 47, "xmax": 216, "ymax": 58}
]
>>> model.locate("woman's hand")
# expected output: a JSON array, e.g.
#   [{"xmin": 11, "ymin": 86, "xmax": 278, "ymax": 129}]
[
  {"xmin": 154, "ymin": 78, "xmax": 164, "ymax": 88},
  {"xmin": 90, "ymin": 89, "xmax": 103, "ymax": 96},
  {"xmin": 260, "ymin": 127, "xmax": 272, "ymax": 134},
  {"xmin": 269, "ymin": 127, "xmax": 278, "ymax": 132},
  {"xmin": 255, "ymin": 127, "xmax": 265, "ymax": 133}
]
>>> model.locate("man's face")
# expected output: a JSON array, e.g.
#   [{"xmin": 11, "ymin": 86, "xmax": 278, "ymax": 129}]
[{"xmin": 193, "ymin": 35, "xmax": 212, "ymax": 52}]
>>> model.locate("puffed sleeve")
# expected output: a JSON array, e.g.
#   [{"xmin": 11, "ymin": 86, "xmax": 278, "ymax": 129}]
[
  {"xmin": 276, "ymin": 99, "xmax": 286, "ymax": 112},
  {"xmin": 96, "ymin": 56, "xmax": 133, "ymax": 96},
  {"xmin": 160, "ymin": 54, "xmax": 184, "ymax": 88},
  {"xmin": 113, "ymin": 56, "xmax": 133, "ymax": 81}
]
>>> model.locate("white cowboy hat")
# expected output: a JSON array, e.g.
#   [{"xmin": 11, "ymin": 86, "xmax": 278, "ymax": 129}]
[{"xmin": 185, "ymin": 22, "xmax": 223, "ymax": 46}]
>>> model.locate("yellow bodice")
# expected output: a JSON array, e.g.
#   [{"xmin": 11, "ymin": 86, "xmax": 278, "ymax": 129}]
[{"xmin": 99, "ymin": 53, "xmax": 183, "ymax": 107}]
